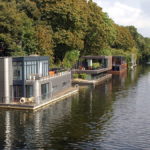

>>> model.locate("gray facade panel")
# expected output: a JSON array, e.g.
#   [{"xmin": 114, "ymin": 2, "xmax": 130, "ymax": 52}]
[
  {"xmin": 0, "ymin": 59, "xmax": 5, "ymax": 102},
  {"xmin": 35, "ymin": 73, "xmax": 71, "ymax": 104},
  {"xmin": 50, "ymin": 74, "xmax": 71, "ymax": 95},
  {"xmin": 25, "ymin": 72, "xmax": 71, "ymax": 105},
  {"xmin": 0, "ymin": 58, "xmax": 13, "ymax": 103}
]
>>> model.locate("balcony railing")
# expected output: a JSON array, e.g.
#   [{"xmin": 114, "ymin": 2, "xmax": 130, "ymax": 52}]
[{"xmin": 26, "ymin": 71, "xmax": 71, "ymax": 81}]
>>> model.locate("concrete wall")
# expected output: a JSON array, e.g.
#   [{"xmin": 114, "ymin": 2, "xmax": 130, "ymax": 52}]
[
  {"xmin": 29, "ymin": 72, "xmax": 72, "ymax": 105},
  {"xmin": 50, "ymin": 73, "xmax": 71, "ymax": 95},
  {"xmin": 0, "ymin": 58, "xmax": 13, "ymax": 103},
  {"xmin": 107, "ymin": 56, "xmax": 112, "ymax": 70},
  {"xmin": 0, "ymin": 59, "xmax": 5, "ymax": 102}
]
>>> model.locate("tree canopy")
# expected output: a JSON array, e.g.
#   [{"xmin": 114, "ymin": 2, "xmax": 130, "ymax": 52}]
[{"xmin": 0, "ymin": 0, "xmax": 150, "ymax": 66}]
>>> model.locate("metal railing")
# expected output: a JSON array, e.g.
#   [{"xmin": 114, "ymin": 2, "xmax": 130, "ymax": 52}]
[{"xmin": 26, "ymin": 71, "xmax": 71, "ymax": 81}]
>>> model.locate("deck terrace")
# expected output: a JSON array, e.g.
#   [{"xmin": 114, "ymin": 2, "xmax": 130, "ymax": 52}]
[
  {"xmin": 0, "ymin": 87, "xmax": 79, "ymax": 110},
  {"xmin": 72, "ymin": 67, "xmax": 111, "ymax": 75}
]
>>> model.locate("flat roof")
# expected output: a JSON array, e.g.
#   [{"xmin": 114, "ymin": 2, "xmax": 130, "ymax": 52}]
[
  {"xmin": 82, "ymin": 56, "xmax": 112, "ymax": 59},
  {"xmin": 112, "ymin": 56, "xmax": 125, "ymax": 58},
  {"xmin": 13, "ymin": 56, "xmax": 49, "ymax": 61}
]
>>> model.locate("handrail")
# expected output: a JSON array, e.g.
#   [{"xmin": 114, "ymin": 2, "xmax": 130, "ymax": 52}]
[{"xmin": 26, "ymin": 71, "xmax": 71, "ymax": 81}]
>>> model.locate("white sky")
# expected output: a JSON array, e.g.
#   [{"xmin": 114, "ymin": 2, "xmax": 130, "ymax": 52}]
[{"xmin": 93, "ymin": 0, "xmax": 150, "ymax": 37}]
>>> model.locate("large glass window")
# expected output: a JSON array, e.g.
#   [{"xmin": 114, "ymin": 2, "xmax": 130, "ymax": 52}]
[
  {"xmin": 24, "ymin": 61, "xmax": 37, "ymax": 80},
  {"xmin": 38, "ymin": 61, "xmax": 42, "ymax": 77},
  {"xmin": 42, "ymin": 60, "xmax": 48, "ymax": 76},
  {"xmin": 104, "ymin": 59, "xmax": 108, "ymax": 68},
  {"xmin": 41, "ymin": 83, "xmax": 49, "ymax": 100},
  {"xmin": 26, "ymin": 85, "xmax": 33, "ymax": 98},
  {"xmin": 37, "ymin": 60, "xmax": 48, "ymax": 77},
  {"xmin": 13, "ymin": 85, "xmax": 23, "ymax": 98},
  {"xmin": 24, "ymin": 60, "xmax": 48, "ymax": 79},
  {"xmin": 13, "ymin": 62, "xmax": 23, "ymax": 80}
]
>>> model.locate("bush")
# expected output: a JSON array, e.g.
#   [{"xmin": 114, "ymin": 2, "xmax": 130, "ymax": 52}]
[
  {"xmin": 79, "ymin": 73, "xmax": 87, "ymax": 79},
  {"xmin": 62, "ymin": 50, "xmax": 80, "ymax": 68},
  {"xmin": 73, "ymin": 73, "xmax": 79, "ymax": 79},
  {"xmin": 92, "ymin": 63, "xmax": 100, "ymax": 69}
]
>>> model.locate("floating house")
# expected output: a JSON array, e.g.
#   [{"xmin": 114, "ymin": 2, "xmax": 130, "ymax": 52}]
[
  {"xmin": 0, "ymin": 56, "xmax": 78, "ymax": 110},
  {"xmin": 72, "ymin": 56, "xmax": 112, "ymax": 85},
  {"xmin": 110, "ymin": 56, "xmax": 127, "ymax": 74},
  {"xmin": 73, "ymin": 56, "xmax": 112, "ymax": 74}
]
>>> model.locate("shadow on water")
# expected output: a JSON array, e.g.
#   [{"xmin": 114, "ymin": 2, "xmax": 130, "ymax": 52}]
[{"xmin": 1, "ymin": 65, "xmax": 150, "ymax": 150}]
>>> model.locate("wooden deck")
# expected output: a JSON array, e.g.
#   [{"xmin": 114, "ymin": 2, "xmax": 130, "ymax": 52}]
[
  {"xmin": 0, "ymin": 87, "xmax": 79, "ymax": 110},
  {"xmin": 72, "ymin": 74, "xmax": 112, "ymax": 86},
  {"xmin": 72, "ymin": 67, "xmax": 111, "ymax": 75},
  {"xmin": 109, "ymin": 68, "xmax": 127, "ymax": 74}
]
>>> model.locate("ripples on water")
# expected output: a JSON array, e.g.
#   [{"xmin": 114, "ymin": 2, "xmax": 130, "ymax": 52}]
[{"xmin": 1, "ymin": 66, "xmax": 150, "ymax": 150}]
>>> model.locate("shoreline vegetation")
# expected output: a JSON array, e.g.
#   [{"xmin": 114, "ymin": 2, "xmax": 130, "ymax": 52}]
[{"xmin": 0, "ymin": 0, "xmax": 150, "ymax": 68}]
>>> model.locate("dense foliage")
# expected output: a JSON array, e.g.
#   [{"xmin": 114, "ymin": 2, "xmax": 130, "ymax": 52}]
[{"xmin": 0, "ymin": 0, "xmax": 150, "ymax": 67}]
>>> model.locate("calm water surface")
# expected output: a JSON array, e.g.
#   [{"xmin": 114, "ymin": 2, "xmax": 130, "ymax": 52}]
[{"xmin": 1, "ymin": 66, "xmax": 150, "ymax": 150}]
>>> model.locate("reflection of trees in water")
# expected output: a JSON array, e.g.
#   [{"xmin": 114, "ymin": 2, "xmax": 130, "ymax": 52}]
[
  {"xmin": 111, "ymin": 65, "xmax": 147, "ymax": 91},
  {"xmin": 1, "ymin": 65, "xmax": 150, "ymax": 149},
  {"xmin": 0, "ymin": 98, "xmax": 73, "ymax": 149},
  {"xmin": 112, "ymin": 71, "xmax": 127, "ymax": 89},
  {"xmin": 117, "ymin": 65, "xmax": 150, "ymax": 90},
  {"xmin": 0, "ymin": 111, "xmax": 6, "ymax": 150}
]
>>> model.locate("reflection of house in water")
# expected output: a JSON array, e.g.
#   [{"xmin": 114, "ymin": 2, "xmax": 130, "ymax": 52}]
[
  {"xmin": 112, "ymin": 71, "xmax": 127, "ymax": 88},
  {"xmin": 1, "ymin": 80, "xmax": 116, "ymax": 150},
  {"xmin": 4, "ymin": 111, "xmax": 12, "ymax": 150},
  {"xmin": 1, "ymin": 97, "xmax": 72, "ymax": 149},
  {"xmin": 0, "ymin": 56, "xmax": 78, "ymax": 110}
]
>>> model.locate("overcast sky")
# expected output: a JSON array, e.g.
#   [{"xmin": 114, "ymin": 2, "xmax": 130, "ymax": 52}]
[{"xmin": 93, "ymin": 0, "xmax": 150, "ymax": 37}]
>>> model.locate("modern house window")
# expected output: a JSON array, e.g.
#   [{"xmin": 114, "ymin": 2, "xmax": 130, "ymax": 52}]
[
  {"xmin": 24, "ymin": 60, "xmax": 48, "ymax": 79},
  {"xmin": 13, "ymin": 85, "xmax": 23, "ymax": 98},
  {"xmin": 42, "ymin": 60, "xmax": 49, "ymax": 77},
  {"xmin": 38, "ymin": 60, "xmax": 49, "ymax": 77},
  {"xmin": 62, "ymin": 81, "xmax": 67, "ymax": 87},
  {"xmin": 41, "ymin": 83, "xmax": 49, "ymax": 99},
  {"xmin": 26, "ymin": 85, "xmax": 33, "ymax": 98},
  {"xmin": 13, "ymin": 62, "xmax": 23, "ymax": 80},
  {"xmin": 104, "ymin": 59, "xmax": 108, "ymax": 68},
  {"xmin": 12, "ymin": 56, "xmax": 50, "ymax": 102},
  {"xmin": 24, "ymin": 61, "xmax": 37, "ymax": 80}
]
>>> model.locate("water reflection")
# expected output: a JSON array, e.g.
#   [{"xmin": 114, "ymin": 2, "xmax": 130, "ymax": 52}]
[
  {"xmin": 1, "ymin": 66, "xmax": 150, "ymax": 149},
  {"xmin": 0, "ymin": 97, "xmax": 73, "ymax": 149},
  {"xmin": 4, "ymin": 111, "xmax": 11, "ymax": 150}
]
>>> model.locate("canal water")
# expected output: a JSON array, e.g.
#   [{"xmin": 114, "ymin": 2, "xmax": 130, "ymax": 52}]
[{"xmin": 1, "ymin": 65, "xmax": 150, "ymax": 150}]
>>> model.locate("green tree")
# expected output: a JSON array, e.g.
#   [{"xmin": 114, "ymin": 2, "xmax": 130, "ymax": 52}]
[
  {"xmin": 127, "ymin": 26, "xmax": 149, "ymax": 60},
  {"xmin": 0, "ymin": 0, "xmax": 149, "ymax": 64},
  {"xmin": 0, "ymin": 1, "xmax": 37, "ymax": 56},
  {"xmin": 62, "ymin": 50, "xmax": 80, "ymax": 68},
  {"xmin": 143, "ymin": 38, "xmax": 150, "ymax": 60},
  {"xmin": 112, "ymin": 25, "xmax": 135, "ymax": 50},
  {"xmin": 35, "ymin": 0, "xmax": 88, "ymax": 62},
  {"xmin": 16, "ymin": 0, "xmax": 41, "ymax": 20},
  {"xmin": 35, "ymin": 24, "xmax": 53, "ymax": 56},
  {"xmin": 83, "ymin": 1, "xmax": 116, "ymax": 55}
]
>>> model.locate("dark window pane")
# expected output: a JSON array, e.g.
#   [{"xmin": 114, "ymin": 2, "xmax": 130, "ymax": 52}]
[
  {"xmin": 41, "ymin": 83, "xmax": 49, "ymax": 100},
  {"xmin": 26, "ymin": 85, "xmax": 33, "ymax": 98},
  {"xmin": 13, "ymin": 62, "xmax": 22, "ymax": 80},
  {"xmin": 13, "ymin": 86, "xmax": 23, "ymax": 98}
]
